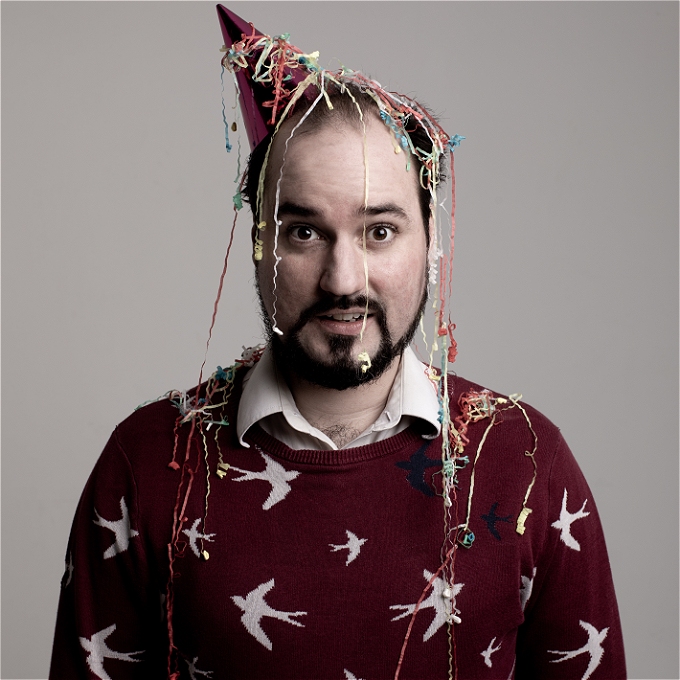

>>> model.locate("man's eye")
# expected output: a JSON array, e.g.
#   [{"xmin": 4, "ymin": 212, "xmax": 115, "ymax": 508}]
[
  {"xmin": 290, "ymin": 226, "xmax": 319, "ymax": 241},
  {"xmin": 369, "ymin": 226, "xmax": 394, "ymax": 242}
]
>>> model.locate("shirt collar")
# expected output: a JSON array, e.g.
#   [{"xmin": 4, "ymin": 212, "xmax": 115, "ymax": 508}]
[
  {"xmin": 236, "ymin": 346, "xmax": 441, "ymax": 448},
  {"xmin": 400, "ymin": 346, "xmax": 442, "ymax": 437}
]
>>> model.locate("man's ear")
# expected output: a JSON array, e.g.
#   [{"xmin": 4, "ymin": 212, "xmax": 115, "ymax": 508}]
[{"xmin": 427, "ymin": 210, "xmax": 435, "ymax": 258}]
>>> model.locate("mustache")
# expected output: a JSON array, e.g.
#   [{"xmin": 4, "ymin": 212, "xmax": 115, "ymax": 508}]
[{"xmin": 289, "ymin": 295, "xmax": 386, "ymax": 335}]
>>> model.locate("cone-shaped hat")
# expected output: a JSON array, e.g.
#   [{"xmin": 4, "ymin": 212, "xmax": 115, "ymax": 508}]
[
  {"xmin": 216, "ymin": 4, "xmax": 311, "ymax": 149},
  {"xmin": 216, "ymin": 4, "xmax": 462, "ymax": 214}
]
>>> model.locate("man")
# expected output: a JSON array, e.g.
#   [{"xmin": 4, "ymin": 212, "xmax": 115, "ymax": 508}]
[{"xmin": 50, "ymin": 6, "xmax": 626, "ymax": 679}]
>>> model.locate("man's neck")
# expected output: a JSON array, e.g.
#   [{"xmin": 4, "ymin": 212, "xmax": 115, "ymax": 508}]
[{"xmin": 284, "ymin": 357, "xmax": 402, "ymax": 448}]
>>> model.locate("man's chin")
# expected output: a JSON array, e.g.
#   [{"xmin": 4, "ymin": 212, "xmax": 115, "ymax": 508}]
[{"xmin": 271, "ymin": 333, "xmax": 393, "ymax": 391}]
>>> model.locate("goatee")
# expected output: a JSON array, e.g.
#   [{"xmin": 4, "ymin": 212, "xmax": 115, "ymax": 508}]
[{"xmin": 258, "ymin": 286, "xmax": 428, "ymax": 391}]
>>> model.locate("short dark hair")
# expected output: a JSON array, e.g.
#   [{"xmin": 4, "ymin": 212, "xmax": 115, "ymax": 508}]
[{"xmin": 242, "ymin": 82, "xmax": 445, "ymax": 242}]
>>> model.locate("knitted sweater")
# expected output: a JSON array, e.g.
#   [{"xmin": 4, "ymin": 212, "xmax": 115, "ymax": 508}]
[{"xmin": 50, "ymin": 371, "xmax": 626, "ymax": 680}]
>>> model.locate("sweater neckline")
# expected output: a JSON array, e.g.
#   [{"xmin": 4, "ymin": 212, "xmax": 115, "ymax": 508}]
[{"xmin": 245, "ymin": 425, "xmax": 438, "ymax": 466}]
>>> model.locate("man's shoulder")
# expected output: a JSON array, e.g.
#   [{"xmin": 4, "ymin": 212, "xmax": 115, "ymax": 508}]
[
  {"xmin": 115, "ymin": 393, "xmax": 182, "ymax": 445},
  {"xmin": 113, "ymin": 369, "xmax": 249, "ymax": 461},
  {"xmin": 446, "ymin": 372, "xmax": 563, "ymax": 449}
]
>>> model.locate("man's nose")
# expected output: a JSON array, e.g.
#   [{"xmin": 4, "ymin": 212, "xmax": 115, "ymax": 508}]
[{"xmin": 319, "ymin": 239, "xmax": 367, "ymax": 298}]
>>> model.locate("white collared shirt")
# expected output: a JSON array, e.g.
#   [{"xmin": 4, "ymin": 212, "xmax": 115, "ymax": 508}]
[{"xmin": 237, "ymin": 346, "xmax": 441, "ymax": 450}]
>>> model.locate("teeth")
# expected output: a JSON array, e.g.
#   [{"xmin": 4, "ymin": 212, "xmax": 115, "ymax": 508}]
[{"xmin": 329, "ymin": 313, "xmax": 363, "ymax": 322}]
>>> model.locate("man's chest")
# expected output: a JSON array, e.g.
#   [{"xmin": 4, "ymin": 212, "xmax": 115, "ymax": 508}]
[{"xmin": 165, "ymin": 441, "xmax": 532, "ymax": 679}]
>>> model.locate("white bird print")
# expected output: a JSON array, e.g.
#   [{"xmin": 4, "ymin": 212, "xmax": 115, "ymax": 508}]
[
  {"xmin": 344, "ymin": 670, "xmax": 365, "ymax": 680},
  {"xmin": 232, "ymin": 578, "xmax": 307, "ymax": 650},
  {"xmin": 481, "ymin": 636, "xmax": 502, "ymax": 667},
  {"xmin": 520, "ymin": 567, "xmax": 537, "ymax": 611},
  {"xmin": 330, "ymin": 530, "xmax": 367, "ymax": 565},
  {"xmin": 548, "ymin": 620, "xmax": 609, "ymax": 680},
  {"xmin": 182, "ymin": 518, "xmax": 216, "ymax": 558},
  {"xmin": 186, "ymin": 655, "xmax": 213, "ymax": 679},
  {"xmin": 63, "ymin": 551, "xmax": 74, "ymax": 588},
  {"xmin": 390, "ymin": 570, "xmax": 464, "ymax": 641},
  {"xmin": 229, "ymin": 451, "xmax": 300, "ymax": 510},
  {"xmin": 79, "ymin": 623, "xmax": 143, "ymax": 680},
  {"xmin": 551, "ymin": 488, "xmax": 590, "ymax": 551},
  {"xmin": 93, "ymin": 497, "xmax": 139, "ymax": 559}
]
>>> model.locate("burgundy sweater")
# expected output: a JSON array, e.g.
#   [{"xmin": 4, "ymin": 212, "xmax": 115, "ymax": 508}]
[{"xmin": 50, "ymin": 371, "xmax": 626, "ymax": 680}]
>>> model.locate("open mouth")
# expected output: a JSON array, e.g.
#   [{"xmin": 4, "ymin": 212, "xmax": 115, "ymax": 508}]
[{"xmin": 319, "ymin": 313, "xmax": 368, "ymax": 323}]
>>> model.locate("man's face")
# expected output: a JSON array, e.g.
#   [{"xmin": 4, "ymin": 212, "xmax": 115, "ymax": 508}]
[{"xmin": 256, "ymin": 115, "xmax": 429, "ymax": 390}]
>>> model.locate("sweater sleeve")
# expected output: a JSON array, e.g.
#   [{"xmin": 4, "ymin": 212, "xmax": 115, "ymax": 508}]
[
  {"xmin": 49, "ymin": 430, "xmax": 167, "ymax": 680},
  {"xmin": 515, "ymin": 435, "xmax": 627, "ymax": 679}
]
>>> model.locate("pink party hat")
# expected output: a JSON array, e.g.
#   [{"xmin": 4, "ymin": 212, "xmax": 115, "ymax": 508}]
[{"xmin": 216, "ymin": 4, "xmax": 312, "ymax": 149}]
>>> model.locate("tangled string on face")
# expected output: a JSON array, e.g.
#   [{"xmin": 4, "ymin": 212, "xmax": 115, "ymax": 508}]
[{"xmin": 221, "ymin": 27, "xmax": 463, "ymax": 377}]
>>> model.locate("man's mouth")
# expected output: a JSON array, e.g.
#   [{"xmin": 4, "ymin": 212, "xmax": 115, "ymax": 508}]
[{"xmin": 319, "ymin": 312, "xmax": 367, "ymax": 323}]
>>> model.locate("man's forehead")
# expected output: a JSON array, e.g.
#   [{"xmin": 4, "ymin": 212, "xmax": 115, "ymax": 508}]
[
  {"xmin": 262, "ymin": 123, "xmax": 421, "ymax": 213},
  {"xmin": 269, "ymin": 114, "xmax": 379, "ymax": 160},
  {"xmin": 266, "ymin": 116, "xmax": 411, "ymax": 181}
]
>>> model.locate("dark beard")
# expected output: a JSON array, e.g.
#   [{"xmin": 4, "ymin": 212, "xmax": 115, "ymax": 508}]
[{"xmin": 258, "ymin": 284, "xmax": 428, "ymax": 391}]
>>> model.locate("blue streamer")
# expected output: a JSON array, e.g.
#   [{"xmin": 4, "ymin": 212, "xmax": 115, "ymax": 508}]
[{"xmin": 220, "ymin": 66, "xmax": 233, "ymax": 152}]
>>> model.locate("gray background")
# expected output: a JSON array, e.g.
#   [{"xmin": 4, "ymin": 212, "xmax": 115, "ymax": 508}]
[{"xmin": 2, "ymin": 2, "xmax": 678, "ymax": 678}]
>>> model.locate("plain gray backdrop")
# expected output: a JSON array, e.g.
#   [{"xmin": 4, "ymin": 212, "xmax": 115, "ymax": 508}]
[{"xmin": 2, "ymin": 2, "xmax": 678, "ymax": 678}]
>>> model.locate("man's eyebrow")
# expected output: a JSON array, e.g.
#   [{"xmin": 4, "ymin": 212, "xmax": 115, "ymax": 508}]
[
  {"xmin": 276, "ymin": 202, "xmax": 319, "ymax": 218},
  {"xmin": 358, "ymin": 203, "xmax": 410, "ymax": 221},
  {"xmin": 276, "ymin": 201, "xmax": 410, "ymax": 221}
]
